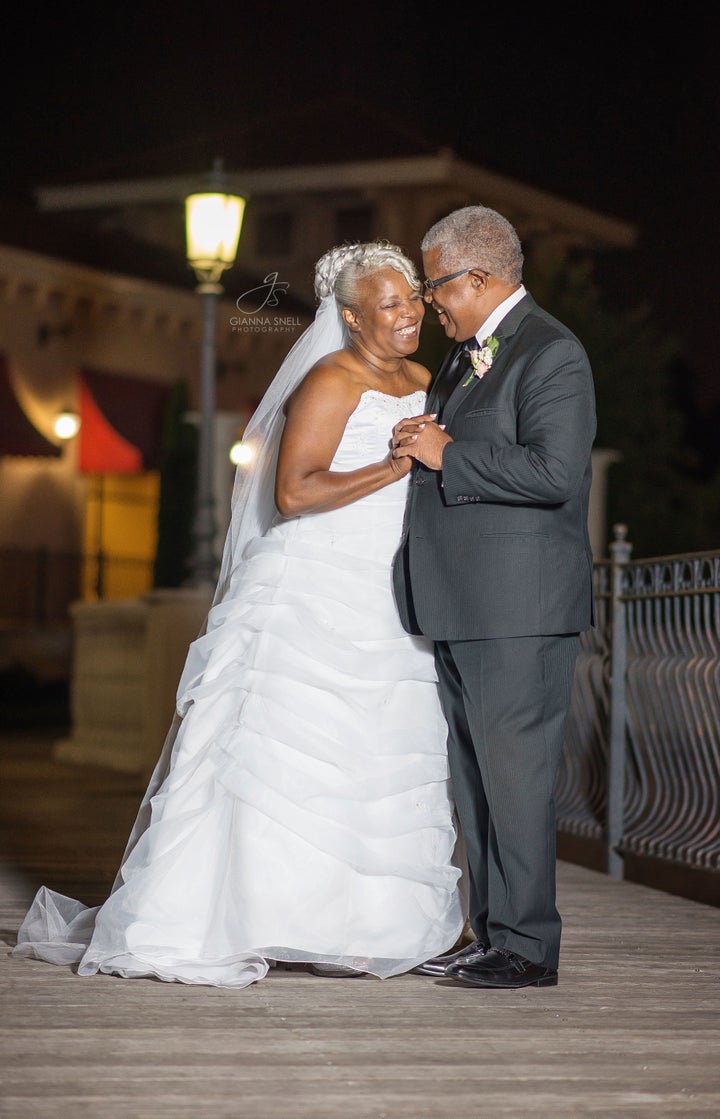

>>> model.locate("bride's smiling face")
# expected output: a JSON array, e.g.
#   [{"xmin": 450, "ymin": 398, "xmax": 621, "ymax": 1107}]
[{"xmin": 350, "ymin": 268, "xmax": 425, "ymax": 358}]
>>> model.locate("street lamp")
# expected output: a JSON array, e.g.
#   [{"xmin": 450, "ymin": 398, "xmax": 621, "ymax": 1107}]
[{"xmin": 185, "ymin": 162, "xmax": 245, "ymax": 588}]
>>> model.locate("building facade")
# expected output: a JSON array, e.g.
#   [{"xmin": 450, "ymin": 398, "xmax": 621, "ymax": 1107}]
[{"xmin": 1, "ymin": 128, "xmax": 636, "ymax": 680}]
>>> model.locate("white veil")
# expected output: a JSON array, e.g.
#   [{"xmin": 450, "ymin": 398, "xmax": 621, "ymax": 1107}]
[{"xmin": 213, "ymin": 293, "xmax": 347, "ymax": 609}]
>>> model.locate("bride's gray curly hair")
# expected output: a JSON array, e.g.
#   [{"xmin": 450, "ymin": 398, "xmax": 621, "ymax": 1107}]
[{"xmin": 314, "ymin": 240, "xmax": 421, "ymax": 306}]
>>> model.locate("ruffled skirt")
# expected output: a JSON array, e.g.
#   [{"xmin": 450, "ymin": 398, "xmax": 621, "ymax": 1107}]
[{"xmin": 14, "ymin": 512, "xmax": 464, "ymax": 987}]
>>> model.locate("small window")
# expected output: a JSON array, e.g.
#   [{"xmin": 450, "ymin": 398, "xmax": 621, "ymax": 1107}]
[
  {"xmin": 255, "ymin": 212, "xmax": 294, "ymax": 257},
  {"xmin": 335, "ymin": 206, "xmax": 374, "ymax": 244}
]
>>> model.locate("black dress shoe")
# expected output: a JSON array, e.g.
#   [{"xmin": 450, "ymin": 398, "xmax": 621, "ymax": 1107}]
[
  {"xmin": 446, "ymin": 947, "xmax": 558, "ymax": 989},
  {"xmin": 308, "ymin": 963, "xmax": 366, "ymax": 977},
  {"xmin": 411, "ymin": 938, "xmax": 489, "ymax": 977}
]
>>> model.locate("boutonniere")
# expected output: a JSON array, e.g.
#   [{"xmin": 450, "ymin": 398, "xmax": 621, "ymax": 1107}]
[{"xmin": 462, "ymin": 335, "xmax": 500, "ymax": 386}]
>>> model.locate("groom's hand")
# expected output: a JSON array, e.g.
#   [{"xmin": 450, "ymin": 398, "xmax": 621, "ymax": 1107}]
[{"xmin": 392, "ymin": 414, "xmax": 453, "ymax": 471}]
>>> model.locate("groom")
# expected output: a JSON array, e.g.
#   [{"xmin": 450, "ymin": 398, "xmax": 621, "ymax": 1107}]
[{"xmin": 391, "ymin": 206, "xmax": 596, "ymax": 989}]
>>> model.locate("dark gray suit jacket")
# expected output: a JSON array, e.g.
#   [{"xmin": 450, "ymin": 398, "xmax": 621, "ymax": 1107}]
[{"xmin": 392, "ymin": 293, "xmax": 597, "ymax": 641}]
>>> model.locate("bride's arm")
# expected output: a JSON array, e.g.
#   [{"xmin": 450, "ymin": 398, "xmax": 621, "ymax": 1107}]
[{"xmin": 274, "ymin": 364, "xmax": 411, "ymax": 517}]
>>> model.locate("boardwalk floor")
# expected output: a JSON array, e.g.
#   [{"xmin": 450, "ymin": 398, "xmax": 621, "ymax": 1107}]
[{"xmin": 1, "ymin": 731, "xmax": 719, "ymax": 1119}]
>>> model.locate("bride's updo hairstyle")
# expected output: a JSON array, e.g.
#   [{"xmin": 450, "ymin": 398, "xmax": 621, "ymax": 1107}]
[{"xmin": 314, "ymin": 241, "xmax": 421, "ymax": 307}]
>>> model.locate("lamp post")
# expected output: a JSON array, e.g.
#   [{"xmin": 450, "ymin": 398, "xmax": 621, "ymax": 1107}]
[{"xmin": 185, "ymin": 163, "xmax": 245, "ymax": 588}]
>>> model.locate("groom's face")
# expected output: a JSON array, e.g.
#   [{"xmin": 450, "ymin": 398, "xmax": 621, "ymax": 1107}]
[{"xmin": 422, "ymin": 247, "xmax": 487, "ymax": 344}]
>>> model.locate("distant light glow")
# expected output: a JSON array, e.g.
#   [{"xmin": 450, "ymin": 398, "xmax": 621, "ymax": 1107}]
[
  {"xmin": 230, "ymin": 440, "xmax": 253, "ymax": 466},
  {"xmin": 54, "ymin": 410, "xmax": 81, "ymax": 439}
]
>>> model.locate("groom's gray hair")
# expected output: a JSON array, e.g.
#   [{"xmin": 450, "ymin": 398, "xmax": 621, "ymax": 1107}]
[{"xmin": 421, "ymin": 206, "xmax": 524, "ymax": 286}]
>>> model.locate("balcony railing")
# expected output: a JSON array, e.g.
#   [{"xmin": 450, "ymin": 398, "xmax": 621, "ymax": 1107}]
[{"xmin": 558, "ymin": 526, "xmax": 720, "ymax": 902}]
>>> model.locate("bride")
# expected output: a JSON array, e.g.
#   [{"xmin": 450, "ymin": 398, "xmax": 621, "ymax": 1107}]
[{"xmin": 13, "ymin": 240, "xmax": 464, "ymax": 988}]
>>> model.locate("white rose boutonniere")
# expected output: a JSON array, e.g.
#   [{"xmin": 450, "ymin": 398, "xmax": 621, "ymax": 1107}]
[{"xmin": 462, "ymin": 335, "xmax": 500, "ymax": 387}]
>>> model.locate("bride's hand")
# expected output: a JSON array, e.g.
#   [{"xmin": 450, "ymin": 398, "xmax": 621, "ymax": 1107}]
[
  {"xmin": 387, "ymin": 450, "xmax": 413, "ymax": 478},
  {"xmin": 392, "ymin": 414, "xmax": 450, "ymax": 471}
]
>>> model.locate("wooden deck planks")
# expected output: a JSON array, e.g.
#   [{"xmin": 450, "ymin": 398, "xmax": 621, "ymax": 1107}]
[{"xmin": 1, "ymin": 732, "xmax": 719, "ymax": 1118}]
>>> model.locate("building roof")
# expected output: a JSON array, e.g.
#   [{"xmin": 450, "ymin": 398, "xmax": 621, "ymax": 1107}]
[
  {"xmin": 32, "ymin": 97, "xmax": 636, "ymax": 253},
  {"xmin": 0, "ymin": 196, "xmax": 196, "ymax": 291},
  {"xmin": 1, "ymin": 98, "xmax": 636, "ymax": 299},
  {"xmin": 0, "ymin": 194, "xmax": 312, "ymax": 312}
]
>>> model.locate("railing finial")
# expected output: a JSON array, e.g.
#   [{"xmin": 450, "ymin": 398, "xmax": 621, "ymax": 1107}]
[{"xmin": 610, "ymin": 523, "xmax": 632, "ymax": 565}]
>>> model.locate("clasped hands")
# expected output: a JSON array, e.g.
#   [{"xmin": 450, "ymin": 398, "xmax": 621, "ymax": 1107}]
[{"xmin": 391, "ymin": 413, "xmax": 452, "ymax": 472}]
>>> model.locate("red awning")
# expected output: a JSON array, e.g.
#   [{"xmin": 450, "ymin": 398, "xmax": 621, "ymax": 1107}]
[
  {"xmin": 0, "ymin": 356, "xmax": 61, "ymax": 458},
  {"xmin": 78, "ymin": 369, "xmax": 171, "ymax": 474}
]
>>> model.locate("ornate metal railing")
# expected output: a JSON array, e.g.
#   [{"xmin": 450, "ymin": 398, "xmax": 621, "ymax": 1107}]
[{"xmin": 557, "ymin": 526, "xmax": 720, "ymax": 889}]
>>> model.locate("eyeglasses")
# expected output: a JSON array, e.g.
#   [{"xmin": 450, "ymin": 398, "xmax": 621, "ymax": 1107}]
[{"xmin": 422, "ymin": 267, "xmax": 488, "ymax": 295}]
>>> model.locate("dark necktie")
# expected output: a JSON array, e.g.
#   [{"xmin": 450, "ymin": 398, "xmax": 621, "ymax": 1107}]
[{"xmin": 432, "ymin": 340, "xmax": 474, "ymax": 412}]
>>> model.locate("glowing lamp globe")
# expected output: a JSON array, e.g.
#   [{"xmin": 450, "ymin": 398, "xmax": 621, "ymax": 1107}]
[{"xmin": 185, "ymin": 192, "xmax": 246, "ymax": 286}]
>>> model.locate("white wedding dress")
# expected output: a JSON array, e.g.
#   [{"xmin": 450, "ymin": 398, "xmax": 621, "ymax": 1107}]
[{"xmin": 14, "ymin": 390, "xmax": 464, "ymax": 988}]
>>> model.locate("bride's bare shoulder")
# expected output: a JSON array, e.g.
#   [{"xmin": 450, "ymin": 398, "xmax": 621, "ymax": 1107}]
[{"xmin": 285, "ymin": 351, "xmax": 360, "ymax": 416}]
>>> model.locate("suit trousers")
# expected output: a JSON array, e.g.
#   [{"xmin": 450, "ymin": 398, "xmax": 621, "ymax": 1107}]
[{"xmin": 434, "ymin": 633, "xmax": 579, "ymax": 970}]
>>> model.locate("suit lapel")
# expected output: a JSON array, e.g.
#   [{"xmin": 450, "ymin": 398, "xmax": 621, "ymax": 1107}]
[
  {"xmin": 441, "ymin": 294, "xmax": 535, "ymax": 426},
  {"xmin": 441, "ymin": 358, "xmax": 489, "ymax": 426},
  {"xmin": 428, "ymin": 342, "xmax": 471, "ymax": 414}
]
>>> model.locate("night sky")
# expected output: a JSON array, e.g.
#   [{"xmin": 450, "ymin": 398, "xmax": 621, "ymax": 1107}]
[{"xmin": 4, "ymin": 7, "xmax": 718, "ymax": 402}]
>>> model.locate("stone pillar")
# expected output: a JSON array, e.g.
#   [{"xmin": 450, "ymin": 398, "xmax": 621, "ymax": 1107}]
[
  {"xmin": 55, "ymin": 587, "xmax": 212, "ymax": 774},
  {"xmin": 590, "ymin": 448, "xmax": 622, "ymax": 559}
]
